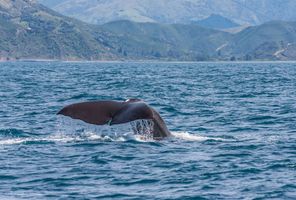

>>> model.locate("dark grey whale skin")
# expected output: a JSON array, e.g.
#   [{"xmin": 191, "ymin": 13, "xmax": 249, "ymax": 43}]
[{"xmin": 57, "ymin": 99, "xmax": 171, "ymax": 139}]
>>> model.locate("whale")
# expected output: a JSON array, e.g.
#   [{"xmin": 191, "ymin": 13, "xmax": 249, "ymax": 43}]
[{"xmin": 57, "ymin": 99, "xmax": 171, "ymax": 139}]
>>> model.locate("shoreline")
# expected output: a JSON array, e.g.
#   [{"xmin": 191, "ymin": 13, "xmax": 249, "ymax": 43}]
[
  {"xmin": 1, "ymin": 55, "xmax": 296, "ymax": 64},
  {"xmin": 1, "ymin": 59, "xmax": 296, "ymax": 64}
]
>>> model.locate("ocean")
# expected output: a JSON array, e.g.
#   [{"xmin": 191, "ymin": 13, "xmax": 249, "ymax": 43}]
[{"xmin": 0, "ymin": 62, "xmax": 295, "ymax": 199}]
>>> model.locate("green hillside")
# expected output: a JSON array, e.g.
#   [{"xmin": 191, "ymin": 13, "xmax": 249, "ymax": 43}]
[
  {"xmin": 221, "ymin": 21, "xmax": 296, "ymax": 60},
  {"xmin": 101, "ymin": 20, "xmax": 232, "ymax": 60},
  {"xmin": 0, "ymin": 0, "xmax": 122, "ymax": 60},
  {"xmin": 0, "ymin": 0, "xmax": 232, "ymax": 61}
]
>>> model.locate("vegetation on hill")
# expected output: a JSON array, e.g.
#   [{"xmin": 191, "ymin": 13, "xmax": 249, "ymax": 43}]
[
  {"xmin": 0, "ymin": 0, "xmax": 123, "ymax": 60},
  {"xmin": 220, "ymin": 21, "xmax": 296, "ymax": 60}
]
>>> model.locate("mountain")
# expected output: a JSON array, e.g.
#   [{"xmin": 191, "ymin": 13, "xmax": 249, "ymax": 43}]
[
  {"xmin": 38, "ymin": 0, "xmax": 296, "ymax": 25},
  {"xmin": 1, "ymin": 0, "xmax": 296, "ymax": 61},
  {"xmin": 192, "ymin": 14, "xmax": 240, "ymax": 30},
  {"xmin": 100, "ymin": 20, "xmax": 232, "ymax": 60},
  {"xmin": 0, "ymin": 0, "xmax": 232, "ymax": 61},
  {"xmin": 0, "ymin": 0, "xmax": 124, "ymax": 60},
  {"xmin": 220, "ymin": 21, "xmax": 296, "ymax": 60}
]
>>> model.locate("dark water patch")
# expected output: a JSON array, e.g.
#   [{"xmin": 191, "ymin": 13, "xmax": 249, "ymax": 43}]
[
  {"xmin": 213, "ymin": 153, "xmax": 252, "ymax": 158},
  {"xmin": 151, "ymin": 161, "xmax": 183, "ymax": 169},
  {"xmin": 111, "ymin": 155, "xmax": 137, "ymax": 161},
  {"xmin": 282, "ymin": 184, "xmax": 296, "ymax": 190},
  {"xmin": 91, "ymin": 156, "xmax": 109, "ymax": 165},
  {"xmin": 0, "ymin": 175, "xmax": 18, "ymax": 180},
  {"xmin": 0, "ymin": 128, "xmax": 32, "ymax": 138},
  {"xmin": 247, "ymin": 115, "xmax": 278, "ymax": 124},
  {"xmin": 201, "ymin": 139, "xmax": 228, "ymax": 145},
  {"xmin": 177, "ymin": 196, "xmax": 209, "ymax": 200},
  {"xmin": 96, "ymin": 193, "xmax": 137, "ymax": 199},
  {"xmin": 266, "ymin": 163, "xmax": 294, "ymax": 170},
  {"xmin": 219, "ymin": 143, "xmax": 264, "ymax": 151},
  {"xmin": 68, "ymin": 93, "xmax": 96, "ymax": 100},
  {"xmin": 23, "ymin": 140, "xmax": 56, "ymax": 145},
  {"xmin": 237, "ymin": 168, "xmax": 262, "ymax": 174},
  {"xmin": 229, "ymin": 127, "xmax": 260, "ymax": 133},
  {"xmin": 112, "ymin": 178, "xmax": 160, "ymax": 186}
]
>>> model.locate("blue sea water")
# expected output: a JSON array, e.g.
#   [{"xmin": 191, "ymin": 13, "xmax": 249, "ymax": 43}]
[{"xmin": 0, "ymin": 62, "xmax": 295, "ymax": 199}]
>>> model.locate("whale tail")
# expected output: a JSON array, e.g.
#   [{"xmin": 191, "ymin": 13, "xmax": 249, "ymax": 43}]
[{"xmin": 57, "ymin": 100, "xmax": 171, "ymax": 139}]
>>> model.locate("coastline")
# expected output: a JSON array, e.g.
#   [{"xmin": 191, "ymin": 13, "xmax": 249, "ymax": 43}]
[{"xmin": 1, "ymin": 58, "xmax": 296, "ymax": 64}]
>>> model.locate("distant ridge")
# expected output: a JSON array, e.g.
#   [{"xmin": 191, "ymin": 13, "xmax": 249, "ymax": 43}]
[
  {"xmin": 192, "ymin": 14, "xmax": 240, "ymax": 30},
  {"xmin": 38, "ymin": 0, "xmax": 296, "ymax": 25}
]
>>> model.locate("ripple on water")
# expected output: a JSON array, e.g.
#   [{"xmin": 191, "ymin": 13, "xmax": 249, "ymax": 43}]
[{"xmin": 1, "ymin": 62, "xmax": 296, "ymax": 199}]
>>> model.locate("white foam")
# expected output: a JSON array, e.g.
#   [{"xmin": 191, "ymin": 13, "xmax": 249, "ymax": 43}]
[
  {"xmin": 132, "ymin": 134, "xmax": 155, "ymax": 142},
  {"xmin": 0, "ymin": 132, "xmax": 129, "ymax": 146},
  {"xmin": 171, "ymin": 131, "xmax": 210, "ymax": 141},
  {"xmin": 0, "ymin": 138, "xmax": 27, "ymax": 145},
  {"xmin": 171, "ymin": 131, "xmax": 229, "ymax": 142}
]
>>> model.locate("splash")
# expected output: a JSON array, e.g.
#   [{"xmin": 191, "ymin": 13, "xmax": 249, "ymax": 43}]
[
  {"xmin": 0, "ymin": 117, "xmax": 157, "ymax": 146},
  {"xmin": 0, "ymin": 117, "xmax": 230, "ymax": 146},
  {"xmin": 56, "ymin": 117, "xmax": 155, "ymax": 141},
  {"xmin": 130, "ymin": 119, "xmax": 154, "ymax": 141}
]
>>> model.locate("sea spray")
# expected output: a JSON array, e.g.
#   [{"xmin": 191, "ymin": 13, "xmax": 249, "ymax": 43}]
[
  {"xmin": 130, "ymin": 119, "xmax": 154, "ymax": 140},
  {"xmin": 56, "ymin": 116, "xmax": 156, "ymax": 142}
]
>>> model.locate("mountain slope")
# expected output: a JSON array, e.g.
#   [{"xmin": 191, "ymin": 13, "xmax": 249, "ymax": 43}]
[
  {"xmin": 0, "ymin": 0, "xmax": 233, "ymax": 61},
  {"xmin": 0, "ymin": 0, "xmax": 122, "ymax": 60},
  {"xmin": 109, "ymin": 20, "xmax": 296, "ymax": 61},
  {"xmin": 220, "ymin": 21, "xmax": 296, "ymax": 60},
  {"xmin": 38, "ymin": 0, "xmax": 296, "ymax": 25},
  {"xmin": 100, "ymin": 20, "xmax": 232, "ymax": 60}
]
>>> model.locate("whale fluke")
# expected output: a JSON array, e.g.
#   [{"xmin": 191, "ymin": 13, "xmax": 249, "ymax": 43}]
[{"xmin": 57, "ymin": 99, "xmax": 171, "ymax": 139}]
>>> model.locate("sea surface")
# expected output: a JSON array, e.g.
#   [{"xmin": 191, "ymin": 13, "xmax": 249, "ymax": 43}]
[{"xmin": 0, "ymin": 62, "xmax": 295, "ymax": 199}]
